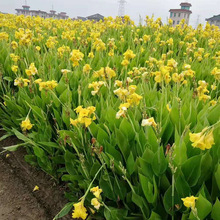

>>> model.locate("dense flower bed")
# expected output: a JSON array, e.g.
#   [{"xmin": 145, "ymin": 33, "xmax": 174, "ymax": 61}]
[{"xmin": 0, "ymin": 13, "xmax": 220, "ymax": 219}]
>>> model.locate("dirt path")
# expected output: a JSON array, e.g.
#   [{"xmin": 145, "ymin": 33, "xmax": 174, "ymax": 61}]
[
  {"xmin": 0, "ymin": 133, "xmax": 71, "ymax": 220},
  {"xmin": 0, "ymin": 157, "xmax": 48, "ymax": 220}
]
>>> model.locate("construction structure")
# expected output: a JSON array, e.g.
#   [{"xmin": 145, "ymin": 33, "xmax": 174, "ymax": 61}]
[
  {"xmin": 15, "ymin": 4, "xmax": 69, "ymax": 19},
  {"xmin": 169, "ymin": 2, "xmax": 192, "ymax": 26},
  {"xmin": 206, "ymin": 15, "xmax": 220, "ymax": 28},
  {"xmin": 118, "ymin": 0, "xmax": 126, "ymax": 17}
]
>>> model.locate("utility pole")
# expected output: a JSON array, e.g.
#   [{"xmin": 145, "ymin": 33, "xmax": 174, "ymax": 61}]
[
  {"xmin": 118, "ymin": 0, "xmax": 126, "ymax": 17},
  {"xmin": 195, "ymin": 15, "xmax": 200, "ymax": 28}
]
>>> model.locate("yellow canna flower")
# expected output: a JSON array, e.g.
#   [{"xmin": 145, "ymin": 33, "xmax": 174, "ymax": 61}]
[
  {"xmin": 91, "ymin": 198, "xmax": 101, "ymax": 210},
  {"xmin": 121, "ymin": 59, "xmax": 129, "ymax": 66},
  {"xmin": 141, "ymin": 117, "xmax": 157, "ymax": 128},
  {"xmin": 83, "ymin": 64, "xmax": 92, "ymax": 74},
  {"xmin": 21, "ymin": 118, "xmax": 34, "ymax": 131},
  {"xmin": 181, "ymin": 196, "xmax": 198, "ymax": 209},
  {"xmin": 90, "ymin": 186, "xmax": 103, "ymax": 199},
  {"xmin": 35, "ymin": 46, "xmax": 41, "ymax": 51},
  {"xmin": 209, "ymin": 100, "xmax": 217, "ymax": 106},
  {"xmin": 166, "ymin": 103, "xmax": 171, "ymax": 112},
  {"xmin": 189, "ymin": 128, "xmax": 214, "ymax": 150},
  {"xmin": 11, "ymin": 41, "xmax": 18, "ymax": 50},
  {"xmin": 33, "ymin": 185, "xmax": 39, "ymax": 192},
  {"xmin": 70, "ymin": 118, "xmax": 78, "ymax": 127},
  {"xmin": 11, "ymin": 65, "xmax": 18, "ymax": 73},
  {"xmin": 88, "ymin": 51, "xmax": 94, "ymax": 58},
  {"xmin": 72, "ymin": 200, "xmax": 88, "ymax": 220}
]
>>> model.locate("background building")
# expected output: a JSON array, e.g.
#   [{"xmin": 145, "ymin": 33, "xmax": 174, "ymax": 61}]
[
  {"xmin": 75, "ymin": 13, "xmax": 104, "ymax": 22},
  {"xmin": 15, "ymin": 5, "xmax": 68, "ymax": 19},
  {"xmin": 169, "ymin": 2, "xmax": 192, "ymax": 26},
  {"xmin": 206, "ymin": 15, "xmax": 220, "ymax": 28}
]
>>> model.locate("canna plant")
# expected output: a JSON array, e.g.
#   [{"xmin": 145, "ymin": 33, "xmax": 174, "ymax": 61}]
[{"xmin": 0, "ymin": 13, "xmax": 220, "ymax": 219}]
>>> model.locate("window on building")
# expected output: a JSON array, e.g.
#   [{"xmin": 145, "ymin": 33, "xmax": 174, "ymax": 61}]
[
  {"xmin": 174, "ymin": 13, "xmax": 176, "ymax": 17},
  {"xmin": 184, "ymin": 13, "xmax": 186, "ymax": 18},
  {"xmin": 170, "ymin": 12, "xmax": 173, "ymax": 17},
  {"xmin": 177, "ymin": 21, "xmax": 180, "ymax": 24},
  {"xmin": 173, "ymin": 20, "xmax": 175, "ymax": 25},
  {"xmin": 178, "ymin": 13, "xmax": 181, "ymax": 17}
]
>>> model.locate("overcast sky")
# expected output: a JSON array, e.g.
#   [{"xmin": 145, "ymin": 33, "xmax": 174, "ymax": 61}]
[{"xmin": 0, "ymin": 0, "xmax": 219, "ymax": 27}]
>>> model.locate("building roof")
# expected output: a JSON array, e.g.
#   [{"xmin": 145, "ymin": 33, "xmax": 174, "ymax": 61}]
[
  {"xmin": 180, "ymin": 2, "xmax": 192, "ymax": 7},
  {"xmin": 22, "ymin": 5, "xmax": 30, "ymax": 8},
  {"xmin": 86, "ymin": 13, "xmax": 104, "ymax": 20},
  {"xmin": 77, "ymin": 16, "xmax": 87, "ymax": 21},
  {"xmin": 169, "ymin": 9, "xmax": 192, "ymax": 14},
  {"xmin": 206, "ymin": 14, "xmax": 220, "ymax": 21}
]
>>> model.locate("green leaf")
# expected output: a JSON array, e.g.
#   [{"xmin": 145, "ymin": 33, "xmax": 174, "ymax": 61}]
[
  {"xmin": 115, "ymin": 128, "xmax": 129, "ymax": 160},
  {"xmin": 126, "ymin": 152, "xmax": 135, "ymax": 175},
  {"xmin": 0, "ymin": 133, "xmax": 12, "ymax": 141},
  {"xmin": 152, "ymin": 146, "xmax": 167, "ymax": 176},
  {"xmin": 181, "ymin": 155, "xmax": 202, "ymax": 187},
  {"xmin": 207, "ymin": 105, "xmax": 220, "ymax": 125},
  {"xmin": 211, "ymin": 198, "xmax": 220, "ymax": 220},
  {"xmin": 132, "ymin": 191, "xmax": 149, "ymax": 218},
  {"xmin": 173, "ymin": 128, "xmax": 187, "ymax": 165},
  {"xmin": 64, "ymin": 150, "xmax": 77, "ymax": 176},
  {"xmin": 175, "ymin": 172, "xmax": 191, "ymax": 198},
  {"xmin": 97, "ymin": 127, "xmax": 109, "ymax": 146},
  {"xmin": 38, "ymin": 142, "xmax": 60, "ymax": 149},
  {"xmin": 59, "ymin": 88, "xmax": 72, "ymax": 104},
  {"xmin": 148, "ymin": 211, "xmax": 162, "ymax": 220},
  {"xmin": 104, "ymin": 207, "xmax": 128, "ymax": 220},
  {"xmin": 99, "ymin": 175, "xmax": 115, "ymax": 200},
  {"xmin": 146, "ymin": 126, "xmax": 159, "ymax": 153},
  {"xmin": 119, "ymin": 118, "xmax": 135, "ymax": 141},
  {"xmin": 3, "ymin": 76, "xmax": 13, "ymax": 82},
  {"xmin": 214, "ymin": 163, "xmax": 220, "ymax": 190},
  {"xmin": 189, "ymin": 194, "xmax": 212, "ymax": 220},
  {"xmin": 53, "ymin": 202, "xmax": 74, "ymax": 220},
  {"xmin": 142, "ymin": 147, "xmax": 154, "ymax": 163},
  {"xmin": 198, "ymin": 151, "xmax": 212, "ymax": 185},
  {"xmin": 139, "ymin": 158, "xmax": 154, "ymax": 180},
  {"xmin": 163, "ymin": 186, "xmax": 181, "ymax": 215},
  {"xmin": 24, "ymin": 155, "xmax": 37, "ymax": 166},
  {"xmin": 114, "ymin": 176, "xmax": 127, "ymax": 200},
  {"xmin": 139, "ymin": 174, "xmax": 158, "ymax": 204},
  {"xmin": 2, "ymin": 143, "xmax": 26, "ymax": 152},
  {"xmin": 12, "ymin": 128, "xmax": 37, "ymax": 146}
]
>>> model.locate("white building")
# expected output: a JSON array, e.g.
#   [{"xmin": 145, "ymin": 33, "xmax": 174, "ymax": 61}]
[
  {"xmin": 15, "ymin": 5, "xmax": 69, "ymax": 19},
  {"xmin": 169, "ymin": 2, "xmax": 192, "ymax": 26},
  {"xmin": 206, "ymin": 15, "xmax": 220, "ymax": 28}
]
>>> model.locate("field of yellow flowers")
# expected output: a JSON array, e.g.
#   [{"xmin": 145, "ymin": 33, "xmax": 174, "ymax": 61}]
[{"xmin": 0, "ymin": 13, "xmax": 220, "ymax": 219}]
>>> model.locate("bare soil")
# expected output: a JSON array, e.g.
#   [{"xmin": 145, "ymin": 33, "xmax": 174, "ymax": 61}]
[{"xmin": 0, "ymin": 132, "xmax": 71, "ymax": 220}]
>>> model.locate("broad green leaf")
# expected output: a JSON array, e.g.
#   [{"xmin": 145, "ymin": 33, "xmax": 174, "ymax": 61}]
[
  {"xmin": 181, "ymin": 155, "xmax": 202, "ymax": 187},
  {"xmin": 152, "ymin": 146, "xmax": 167, "ymax": 176},
  {"xmin": 53, "ymin": 202, "xmax": 74, "ymax": 220},
  {"xmin": 119, "ymin": 118, "xmax": 135, "ymax": 141},
  {"xmin": 189, "ymin": 194, "xmax": 212, "ymax": 220},
  {"xmin": 214, "ymin": 163, "xmax": 220, "ymax": 190},
  {"xmin": 126, "ymin": 152, "xmax": 135, "ymax": 175},
  {"xmin": 163, "ymin": 186, "xmax": 181, "ymax": 215},
  {"xmin": 64, "ymin": 150, "xmax": 77, "ymax": 176},
  {"xmin": 139, "ymin": 174, "xmax": 158, "ymax": 204},
  {"xmin": 211, "ymin": 198, "xmax": 220, "ymax": 220},
  {"xmin": 175, "ymin": 172, "xmax": 191, "ymax": 198},
  {"xmin": 97, "ymin": 127, "xmax": 109, "ymax": 145},
  {"xmin": 2, "ymin": 143, "xmax": 26, "ymax": 152},
  {"xmin": 115, "ymin": 128, "xmax": 129, "ymax": 160}
]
